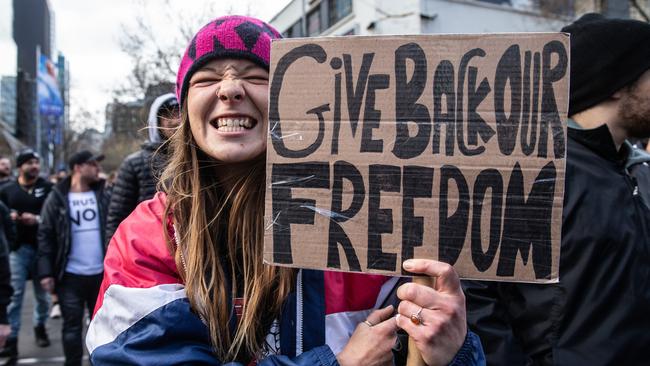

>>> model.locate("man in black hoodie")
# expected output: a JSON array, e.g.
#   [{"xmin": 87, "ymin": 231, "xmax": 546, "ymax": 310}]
[
  {"xmin": 0, "ymin": 149, "xmax": 53, "ymax": 360},
  {"xmin": 37, "ymin": 150, "xmax": 107, "ymax": 366},
  {"xmin": 105, "ymin": 93, "xmax": 179, "ymax": 242},
  {"xmin": 463, "ymin": 14, "xmax": 650, "ymax": 365}
]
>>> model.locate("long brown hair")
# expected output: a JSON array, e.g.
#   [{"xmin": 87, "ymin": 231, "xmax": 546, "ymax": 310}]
[{"xmin": 160, "ymin": 106, "xmax": 295, "ymax": 362}]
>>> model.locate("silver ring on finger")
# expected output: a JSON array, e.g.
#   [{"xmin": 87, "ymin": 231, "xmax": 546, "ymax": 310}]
[{"xmin": 363, "ymin": 319, "xmax": 374, "ymax": 327}]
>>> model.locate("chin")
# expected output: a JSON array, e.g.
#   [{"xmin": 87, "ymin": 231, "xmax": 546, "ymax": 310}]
[
  {"xmin": 217, "ymin": 154, "xmax": 262, "ymax": 164},
  {"xmin": 203, "ymin": 144, "xmax": 265, "ymax": 164}
]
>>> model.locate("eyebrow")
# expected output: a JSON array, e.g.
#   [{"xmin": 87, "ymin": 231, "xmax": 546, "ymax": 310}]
[{"xmin": 198, "ymin": 63, "xmax": 259, "ymax": 74}]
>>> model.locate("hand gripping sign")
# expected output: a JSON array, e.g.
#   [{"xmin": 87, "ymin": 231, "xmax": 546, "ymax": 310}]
[{"xmin": 264, "ymin": 33, "xmax": 568, "ymax": 283}]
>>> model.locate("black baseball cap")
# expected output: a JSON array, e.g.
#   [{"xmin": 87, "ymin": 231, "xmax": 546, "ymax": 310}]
[
  {"xmin": 68, "ymin": 150, "xmax": 104, "ymax": 170},
  {"xmin": 15, "ymin": 149, "xmax": 40, "ymax": 167}
]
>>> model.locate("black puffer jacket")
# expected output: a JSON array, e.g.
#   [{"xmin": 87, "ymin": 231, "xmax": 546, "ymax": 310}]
[
  {"xmin": 36, "ymin": 177, "xmax": 107, "ymax": 283},
  {"xmin": 463, "ymin": 122, "xmax": 650, "ymax": 365},
  {"xmin": 105, "ymin": 142, "xmax": 167, "ymax": 242}
]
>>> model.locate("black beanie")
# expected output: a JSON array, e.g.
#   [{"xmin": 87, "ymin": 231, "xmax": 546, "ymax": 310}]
[
  {"xmin": 15, "ymin": 149, "xmax": 40, "ymax": 167},
  {"xmin": 561, "ymin": 13, "xmax": 650, "ymax": 116}
]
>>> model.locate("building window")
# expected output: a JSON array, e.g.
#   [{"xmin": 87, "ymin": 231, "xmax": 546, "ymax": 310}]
[
  {"xmin": 328, "ymin": 0, "xmax": 352, "ymax": 27},
  {"xmin": 282, "ymin": 0, "xmax": 352, "ymax": 37},
  {"xmin": 290, "ymin": 20, "xmax": 303, "ymax": 38},
  {"xmin": 530, "ymin": 0, "xmax": 575, "ymax": 16},
  {"xmin": 308, "ymin": 6, "xmax": 322, "ymax": 36},
  {"xmin": 476, "ymin": 0, "xmax": 511, "ymax": 4}
]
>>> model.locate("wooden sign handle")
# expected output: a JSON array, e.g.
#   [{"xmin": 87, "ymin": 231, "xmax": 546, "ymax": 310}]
[{"xmin": 406, "ymin": 276, "xmax": 436, "ymax": 366}]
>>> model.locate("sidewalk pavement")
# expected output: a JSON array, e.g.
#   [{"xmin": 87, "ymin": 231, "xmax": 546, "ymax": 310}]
[{"xmin": 0, "ymin": 281, "xmax": 90, "ymax": 365}]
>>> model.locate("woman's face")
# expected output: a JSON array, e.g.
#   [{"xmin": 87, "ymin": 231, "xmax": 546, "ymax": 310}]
[{"xmin": 187, "ymin": 58, "xmax": 269, "ymax": 163}]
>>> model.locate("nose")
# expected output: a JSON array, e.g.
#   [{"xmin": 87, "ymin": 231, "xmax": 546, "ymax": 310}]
[{"xmin": 217, "ymin": 79, "xmax": 245, "ymax": 102}]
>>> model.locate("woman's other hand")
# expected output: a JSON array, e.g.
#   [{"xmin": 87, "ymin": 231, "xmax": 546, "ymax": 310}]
[{"xmin": 337, "ymin": 305, "xmax": 398, "ymax": 366}]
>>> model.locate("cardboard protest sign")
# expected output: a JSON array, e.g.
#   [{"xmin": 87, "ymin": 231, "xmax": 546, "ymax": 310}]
[{"xmin": 263, "ymin": 34, "xmax": 568, "ymax": 283}]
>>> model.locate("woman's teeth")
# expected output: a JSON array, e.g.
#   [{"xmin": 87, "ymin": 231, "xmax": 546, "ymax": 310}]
[{"xmin": 215, "ymin": 117, "xmax": 254, "ymax": 132}]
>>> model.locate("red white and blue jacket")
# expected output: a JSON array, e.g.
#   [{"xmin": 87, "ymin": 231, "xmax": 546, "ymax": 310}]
[{"xmin": 86, "ymin": 193, "xmax": 485, "ymax": 365}]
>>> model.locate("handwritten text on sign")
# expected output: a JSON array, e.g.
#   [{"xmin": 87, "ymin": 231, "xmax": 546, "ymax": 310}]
[{"xmin": 263, "ymin": 34, "xmax": 568, "ymax": 282}]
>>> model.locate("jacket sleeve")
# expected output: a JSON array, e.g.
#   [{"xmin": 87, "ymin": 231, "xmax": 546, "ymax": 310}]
[
  {"xmin": 88, "ymin": 194, "xmax": 340, "ymax": 366},
  {"xmin": 256, "ymin": 346, "xmax": 338, "ymax": 366},
  {"xmin": 448, "ymin": 331, "xmax": 486, "ymax": 366},
  {"xmin": 463, "ymin": 280, "xmax": 531, "ymax": 365},
  {"xmin": 1, "ymin": 201, "xmax": 15, "ymax": 246},
  {"xmin": 0, "ymin": 186, "xmax": 8, "ymax": 206},
  {"xmin": 105, "ymin": 155, "xmax": 140, "ymax": 243},
  {"xmin": 0, "ymin": 203, "xmax": 11, "ymax": 324},
  {"xmin": 89, "ymin": 289, "xmax": 338, "ymax": 366},
  {"xmin": 0, "ymin": 251, "xmax": 11, "ymax": 324},
  {"xmin": 0, "ymin": 193, "xmax": 17, "ymax": 252},
  {"xmin": 36, "ymin": 192, "xmax": 59, "ymax": 280}
]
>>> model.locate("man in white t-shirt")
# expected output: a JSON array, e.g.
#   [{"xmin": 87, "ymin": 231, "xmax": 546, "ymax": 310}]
[{"xmin": 36, "ymin": 150, "xmax": 106, "ymax": 366}]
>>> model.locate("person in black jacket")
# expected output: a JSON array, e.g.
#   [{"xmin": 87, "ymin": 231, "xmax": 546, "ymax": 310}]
[
  {"xmin": 0, "ymin": 200, "xmax": 15, "ymax": 350},
  {"xmin": 104, "ymin": 93, "xmax": 179, "ymax": 242},
  {"xmin": 0, "ymin": 149, "xmax": 53, "ymax": 359},
  {"xmin": 463, "ymin": 14, "xmax": 650, "ymax": 365},
  {"xmin": 37, "ymin": 150, "xmax": 107, "ymax": 366}
]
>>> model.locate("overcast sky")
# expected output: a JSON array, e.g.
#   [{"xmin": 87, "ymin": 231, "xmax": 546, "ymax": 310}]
[{"xmin": 47, "ymin": 0, "xmax": 291, "ymax": 132}]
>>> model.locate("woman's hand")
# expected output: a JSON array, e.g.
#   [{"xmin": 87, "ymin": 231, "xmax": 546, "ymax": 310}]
[
  {"xmin": 396, "ymin": 259, "xmax": 467, "ymax": 366},
  {"xmin": 337, "ymin": 305, "xmax": 398, "ymax": 366}
]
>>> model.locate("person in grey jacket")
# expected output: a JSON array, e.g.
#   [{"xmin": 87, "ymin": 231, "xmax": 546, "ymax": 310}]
[{"xmin": 104, "ymin": 93, "xmax": 179, "ymax": 242}]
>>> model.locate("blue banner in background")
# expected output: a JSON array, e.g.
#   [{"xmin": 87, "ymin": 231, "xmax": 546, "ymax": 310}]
[{"xmin": 37, "ymin": 54, "xmax": 64, "ymax": 117}]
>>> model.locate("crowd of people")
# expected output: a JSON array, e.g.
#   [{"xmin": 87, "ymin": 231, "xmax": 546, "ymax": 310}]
[{"xmin": 0, "ymin": 10, "xmax": 649, "ymax": 366}]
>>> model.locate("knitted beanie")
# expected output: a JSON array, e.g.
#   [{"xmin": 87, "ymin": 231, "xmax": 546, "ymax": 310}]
[
  {"xmin": 176, "ymin": 15, "xmax": 282, "ymax": 106},
  {"xmin": 561, "ymin": 13, "xmax": 650, "ymax": 116},
  {"xmin": 15, "ymin": 149, "xmax": 40, "ymax": 167}
]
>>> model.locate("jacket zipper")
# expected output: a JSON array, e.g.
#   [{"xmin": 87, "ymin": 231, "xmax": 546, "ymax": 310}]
[
  {"xmin": 624, "ymin": 168, "xmax": 640, "ymax": 197},
  {"xmin": 173, "ymin": 225, "xmax": 189, "ymax": 275},
  {"xmin": 173, "ymin": 224, "xmax": 207, "ymax": 325}
]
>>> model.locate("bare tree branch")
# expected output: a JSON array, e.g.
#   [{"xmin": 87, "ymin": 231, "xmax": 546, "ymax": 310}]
[
  {"xmin": 112, "ymin": 0, "xmax": 256, "ymax": 103},
  {"xmin": 631, "ymin": 0, "xmax": 650, "ymax": 22}
]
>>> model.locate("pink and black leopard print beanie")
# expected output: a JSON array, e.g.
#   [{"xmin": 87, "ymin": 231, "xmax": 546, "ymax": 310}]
[{"xmin": 176, "ymin": 15, "xmax": 282, "ymax": 106}]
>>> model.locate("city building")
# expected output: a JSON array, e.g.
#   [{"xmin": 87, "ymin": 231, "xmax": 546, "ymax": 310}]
[
  {"xmin": 57, "ymin": 54, "xmax": 70, "ymax": 133},
  {"xmin": 270, "ymin": 0, "xmax": 645, "ymax": 38},
  {"xmin": 103, "ymin": 81, "xmax": 174, "ymax": 142},
  {"xmin": 0, "ymin": 76, "xmax": 17, "ymax": 133},
  {"xmin": 105, "ymin": 99, "xmax": 145, "ymax": 139},
  {"xmin": 13, "ymin": 0, "xmax": 53, "ymax": 146},
  {"xmin": 0, "ymin": 0, "xmax": 21, "ymax": 155},
  {"xmin": 54, "ymin": 52, "xmax": 70, "ymax": 168},
  {"xmin": 143, "ymin": 81, "xmax": 175, "ymax": 123},
  {"xmin": 74, "ymin": 128, "xmax": 105, "ymax": 154},
  {"xmin": 145, "ymin": 82, "xmax": 175, "ymax": 104},
  {"xmin": 11, "ymin": 0, "xmax": 68, "ymax": 173}
]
